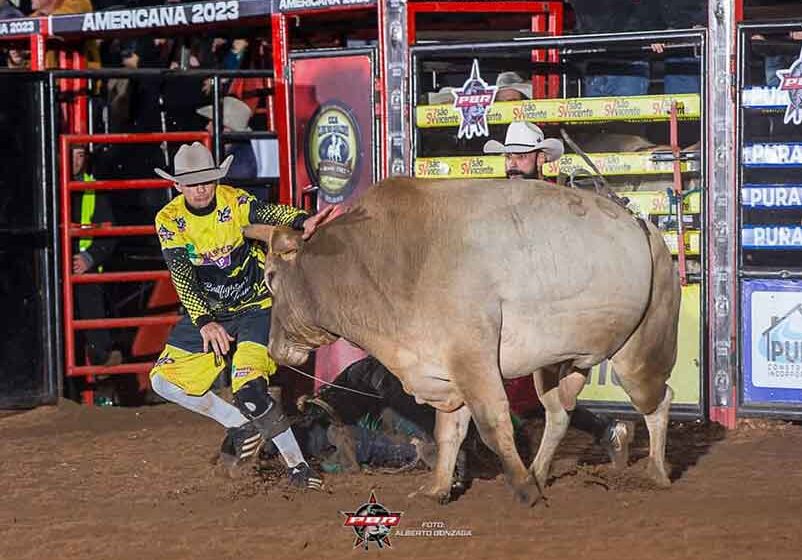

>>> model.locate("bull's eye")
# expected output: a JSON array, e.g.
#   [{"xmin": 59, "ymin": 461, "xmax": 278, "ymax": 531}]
[{"xmin": 266, "ymin": 272, "xmax": 275, "ymax": 293}]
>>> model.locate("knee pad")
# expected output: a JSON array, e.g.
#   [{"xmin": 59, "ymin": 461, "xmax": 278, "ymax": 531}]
[{"xmin": 234, "ymin": 377, "xmax": 290, "ymax": 440}]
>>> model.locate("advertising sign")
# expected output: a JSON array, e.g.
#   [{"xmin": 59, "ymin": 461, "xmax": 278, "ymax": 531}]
[
  {"xmin": 742, "ymin": 279, "xmax": 802, "ymax": 405},
  {"xmin": 291, "ymin": 53, "xmax": 374, "ymax": 207},
  {"xmin": 579, "ymin": 284, "xmax": 701, "ymax": 408}
]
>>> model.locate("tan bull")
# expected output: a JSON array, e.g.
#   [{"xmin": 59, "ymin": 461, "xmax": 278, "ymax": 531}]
[{"xmin": 245, "ymin": 177, "xmax": 681, "ymax": 506}]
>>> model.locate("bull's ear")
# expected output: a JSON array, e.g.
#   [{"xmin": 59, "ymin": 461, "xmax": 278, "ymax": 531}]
[
  {"xmin": 242, "ymin": 224, "xmax": 275, "ymax": 243},
  {"xmin": 270, "ymin": 228, "xmax": 303, "ymax": 261}
]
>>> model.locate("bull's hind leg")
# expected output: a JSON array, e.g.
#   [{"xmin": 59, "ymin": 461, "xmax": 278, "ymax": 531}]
[
  {"xmin": 530, "ymin": 366, "xmax": 570, "ymax": 489},
  {"xmin": 411, "ymin": 406, "xmax": 471, "ymax": 504},
  {"xmin": 643, "ymin": 385, "xmax": 673, "ymax": 487}
]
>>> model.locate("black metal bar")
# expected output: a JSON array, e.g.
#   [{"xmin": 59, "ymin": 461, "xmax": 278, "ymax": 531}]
[
  {"xmin": 212, "ymin": 75, "xmax": 221, "ymax": 163},
  {"xmin": 739, "ymin": 269, "xmax": 802, "ymax": 279},
  {"xmin": 410, "ymin": 29, "xmax": 705, "ymax": 54}
]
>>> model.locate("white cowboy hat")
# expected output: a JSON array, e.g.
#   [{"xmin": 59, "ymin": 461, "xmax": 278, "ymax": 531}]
[
  {"xmin": 196, "ymin": 96, "xmax": 253, "ymax": 132},
  {"xmin": 483, "ymin": 121, "xmax": 564, "ymax": 162},
  {"xmin": 495, "ymin": 71, "xmax": 532, "ymax": 100},
  {"xmin": 154, "ymin": 142, "xmax": 233, "ymax": 185}
]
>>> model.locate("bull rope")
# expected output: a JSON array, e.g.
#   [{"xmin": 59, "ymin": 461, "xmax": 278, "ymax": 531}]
[{"xmin": 284, "ymin": 364, "xmax": 382, "ymax": 399}]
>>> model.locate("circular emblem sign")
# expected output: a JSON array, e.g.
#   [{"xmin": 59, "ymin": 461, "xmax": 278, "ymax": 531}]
[{"xmin": 306, "ymin": 102, "xmax": 360, "ymax": 204}]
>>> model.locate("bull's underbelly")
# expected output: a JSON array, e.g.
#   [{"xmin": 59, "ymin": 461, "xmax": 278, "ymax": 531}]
[{"xmin": 498, "ymin": 299, "xmax": 646, "ymax": 378}]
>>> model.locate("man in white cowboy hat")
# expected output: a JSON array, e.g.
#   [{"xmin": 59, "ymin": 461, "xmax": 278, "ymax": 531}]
[
  {"xmin": 483, "ymin": 121, "xmax": 564, "ymax": 180},
  {"xmin": 150, "ymin": 142, "xmax": 331, "ymax": 490},
  {"xmin": 485, "ymin": 120, "xmax": 634, "ymax": 466}
]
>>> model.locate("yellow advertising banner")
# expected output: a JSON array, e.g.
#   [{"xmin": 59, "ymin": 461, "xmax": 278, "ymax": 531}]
[
  {"xmin": 622, "ymin": 190, "xmax": 702, "ymax": 215},
  {"xmin": 579, "ymin": 284, "xmax": 701, "ymax": 406},
  {"xmin": 415, "ymin": 93, "xmax": 702, "ymax": 128},
  {"xmin": 662, "ymin": 230, "xmax": 701, "ymax": 256},
  {"xmin": 414, "ymin": 153, "xmax": 696, "ymax": 179},
  {"xmin": 543, "ymin": 153, "xmax": 697, "ymax": 177}
]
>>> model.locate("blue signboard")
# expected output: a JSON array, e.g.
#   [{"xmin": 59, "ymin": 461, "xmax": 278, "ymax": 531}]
[
  {"xmin": 743, "ymin": 226, "xmax": 802, "ymax": 249},
  {"xmin": 743, "ymin": 143, "xmax": 802, "ymax": 167},
  {"xmin": 742, "ymin": 279, "xmax": 802, "ymax": 405},
  {"xmin": 742, "ymin": 184, "xmax": 802, "ymax": 209}
]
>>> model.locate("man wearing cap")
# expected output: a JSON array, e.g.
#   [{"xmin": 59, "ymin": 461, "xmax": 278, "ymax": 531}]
[
  {"xmin": 196, "ymin": 97, "xmax": 259, "ymax": 184},
  {"xmin": 149, "ymin": 142, "xmax": 330, "ymax": 490},
  {"xmin": 483, "ymin": 121, "xmax": 633, "ymax": 467}
]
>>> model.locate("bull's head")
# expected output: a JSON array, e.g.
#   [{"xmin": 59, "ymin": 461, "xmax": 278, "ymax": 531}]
[{"xmin": 243, "ymin": 224, "xmax": 337, "ymax": 365}]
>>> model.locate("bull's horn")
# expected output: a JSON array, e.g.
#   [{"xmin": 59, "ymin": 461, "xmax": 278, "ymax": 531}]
[{"xmin": 243, "ymin": 224, "xmax": 276, "ymax": 243}]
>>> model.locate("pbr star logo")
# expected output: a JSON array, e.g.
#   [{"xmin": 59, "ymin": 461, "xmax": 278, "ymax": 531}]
[
  {"xmin": 341, "ymin": 491, "xmax": 402, "ymax": 550},
  {"xmin": 173, "ymin": 216, "xmax": 186, "ymax": 232},
  {"xmin": 452, "ymin": 59, "xmax": 497, "ymax": 140},
  {"xmin": 777, "ymin": 49, "xmax": 802, "ymax": 125}
]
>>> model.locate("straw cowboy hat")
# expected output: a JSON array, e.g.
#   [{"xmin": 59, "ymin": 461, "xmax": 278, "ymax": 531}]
[
  {"xmin": 196, "ymin": 96, "xmax": 253, "ymax": 132},
  {"xmin": 483, "ymin": 121, "xmax": 564, "ymax": 162},
  {"xmin": 154, "ymin": 142, "xmax": 233, "ymax": 185},
  {"xmin": 426, "ymin": 71, "xmax": 532, "ymax": 104},
  {"xmin": 495, "ymin": 71, "xmax": 532, "ymax": 100}
]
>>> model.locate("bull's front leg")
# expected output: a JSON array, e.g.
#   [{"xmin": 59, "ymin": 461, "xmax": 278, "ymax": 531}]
[
  {"xmin": 462, "ymin": 380, "xmax": 540, "ymax": 507},
  {"xmin": 410, "ymin": 406, "xmax": 471, "ymax": 504}
]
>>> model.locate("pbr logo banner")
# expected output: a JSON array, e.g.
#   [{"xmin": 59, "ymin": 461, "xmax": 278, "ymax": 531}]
[
  {"xmin": 743, "ymin": 280, "xmax": 802, "ymax": 404},
  {"xmin": 305, "ymin": 102, "xmax": 360, "ymax": 204},
  {"xmin": 452, "ymin": 59, "xmax": 497, "ymax": 140},
  {"xmin": 777, "ymin": 49, "xmax": 802, "ymax": 125}
]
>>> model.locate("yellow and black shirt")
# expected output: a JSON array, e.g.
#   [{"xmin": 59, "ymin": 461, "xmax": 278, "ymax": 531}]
[{"xmin": 155, "ymin": 185, "xmax": 306, "ymax": 328}]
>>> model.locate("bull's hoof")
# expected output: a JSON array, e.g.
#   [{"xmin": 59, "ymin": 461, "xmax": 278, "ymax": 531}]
[
  {"xmin": 646, "ymin": 459, "xmax": 671, "ymax": 488},
  {"xmin": 408, "ymin": 484, "xmax": 452, "ymax": 505},
  {"xmin": 510, "ymin": 479, "xmax": 541, "ymax": 508}
]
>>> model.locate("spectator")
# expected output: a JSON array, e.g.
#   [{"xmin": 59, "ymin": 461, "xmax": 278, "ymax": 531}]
[
  {"xmin": 222, "ymin": 39, "xmax": 249, "ymax": 71},
  {"xmin": 196, "ymin": 96, "xmax": 270, "ymax": 199},
  {"xmin": 31, "ymin": 0, "xmax": 92, "ymax": 16},
  {"xmin": 5, "ymin": 49, "xmax": 28, "ymax": 69},
  {"xmin": 0, "ymin": 0, "xmax": 23, "ymax": 19},
  {"xmin": 494, "ymin": 71, "xmax": 532, "ymax": 102},
  {"xmin": 71, "ymin": 145, "xmax": 122, "ymax": 367}
]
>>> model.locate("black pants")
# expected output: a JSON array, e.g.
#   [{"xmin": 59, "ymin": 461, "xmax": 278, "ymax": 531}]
[{"xmin": 74, "ymin": 283, "xmax": 113, "ymax": 365}]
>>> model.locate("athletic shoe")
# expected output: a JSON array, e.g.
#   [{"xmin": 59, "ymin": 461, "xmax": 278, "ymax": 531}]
[{"xmin": 288, "ymin": 462, "xmax": 324, "ymax": 491}]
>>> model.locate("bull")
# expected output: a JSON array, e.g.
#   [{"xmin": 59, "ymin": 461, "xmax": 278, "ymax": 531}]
[{"xmin": 245, "ymin": 177, "xmax": 680, "ymax": 506}]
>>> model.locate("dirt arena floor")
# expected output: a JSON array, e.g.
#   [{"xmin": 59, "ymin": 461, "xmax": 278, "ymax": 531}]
[{"xmin": 2, "ymin": 402, "xmax": 802, "ymax": 560}]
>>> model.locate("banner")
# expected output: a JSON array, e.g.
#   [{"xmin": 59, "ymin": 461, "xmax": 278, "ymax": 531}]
[
  {"xmin": 0, "ymin": 18, "xmax": 39, "ymax": 37},
  {"xmin": 415, "ymin": 152, "xmax": 695, "ymax": 179},
  {"xmin": 50, "ymin": 0, "xmax": 271, "ymax": 33},
  {"xmin": 291, "ymin": 53, "xmax": 374, "ymax": 206},
  {"xmin": 742, "ymin": 143, "xmax": 802, "ymax": 167},
  {"xmin": 273, "ymin": 0, "xmax": 374, "ymax": 11},
  {"xmin": 579, "ymin": 284, "xmax": 701, "ymax": 407},
  {"xmin": 416, "ymin": 94, "xmax": 701, "ymax": 128},
  {"xmin": 742, "ymin": 279, "xmax": 802, "ymax": 404},
  {"xmin": 743, "ymin": 226, "xmax": 802, "ymax": 250},
  {"xmin": 742, "ymin": 184, "xmax": 802, "ymax": 209}
]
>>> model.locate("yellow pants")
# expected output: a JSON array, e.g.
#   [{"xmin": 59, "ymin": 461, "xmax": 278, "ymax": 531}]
[{"xmin": 150, "ymin": 306, "xmax": 276, "ymax": 396}]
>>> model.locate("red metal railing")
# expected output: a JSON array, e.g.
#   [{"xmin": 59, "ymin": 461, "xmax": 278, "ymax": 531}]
[
  {"xmin": 406, "ymin": 2, "xmax": 564, "ymax": 99},
  {"xmin": 60, "ymin": 131, "xmax": 211, "ymax": 404}
]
